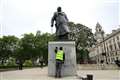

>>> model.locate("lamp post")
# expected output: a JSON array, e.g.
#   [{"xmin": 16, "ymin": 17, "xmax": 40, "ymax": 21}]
[{"xmin": 101, "ymin": 30, "xmax": 107, "ymax": 64}]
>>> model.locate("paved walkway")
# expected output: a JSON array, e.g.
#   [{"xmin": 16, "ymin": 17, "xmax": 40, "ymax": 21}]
[{"xmin": 0, "ymin": 67, "xmax": 120, "ymax": 80}]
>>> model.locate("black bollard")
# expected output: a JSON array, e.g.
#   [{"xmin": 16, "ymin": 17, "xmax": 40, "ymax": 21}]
[{"xmin": 87, "ymin": 74, "xmax": 93, "ymax": 80}]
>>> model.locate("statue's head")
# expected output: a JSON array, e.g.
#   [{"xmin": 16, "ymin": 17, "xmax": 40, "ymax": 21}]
[{"xmin": 57, "ymin": 7, "xmax": 62, "ymax": 12}]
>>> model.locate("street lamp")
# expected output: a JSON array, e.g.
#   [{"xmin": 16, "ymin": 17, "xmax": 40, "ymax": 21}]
[{"xmin": 101, "ymin": 30, "xmax": 108, "ymax": 64}]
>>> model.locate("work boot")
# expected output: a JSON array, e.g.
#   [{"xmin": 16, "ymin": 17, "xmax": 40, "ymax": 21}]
[
  {"xmin": 55, "ymin": 74, "xmax": 58, "ymax": 78},
  {"xmin": 58, "ymin": 75, "xmax": 61, "ymax": 78}
]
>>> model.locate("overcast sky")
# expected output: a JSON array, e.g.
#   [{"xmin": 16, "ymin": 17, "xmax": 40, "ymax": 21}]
[{"xmin": 0, "ymin": 0, "xmax": 119, "ymax": 37}]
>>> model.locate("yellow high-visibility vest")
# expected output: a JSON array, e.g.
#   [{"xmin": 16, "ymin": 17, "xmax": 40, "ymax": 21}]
[{"xmin": 56, "ymin": 50, "xmax": 64, "ymax": 61}]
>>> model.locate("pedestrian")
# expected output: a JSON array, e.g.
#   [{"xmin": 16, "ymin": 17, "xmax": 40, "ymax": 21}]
[
  {"xmin": 16, "ymin": 59, "xmax": 23, "ymax": 70},
  {"xmin": 55, "ymin": 47, "xmax": 65, "ymax": 78},
  {"xmin": 39, "ymin": 56, "xmax": 44, "ymax": 68},
  {"xmin": 19, "ymin": 60, "xmax": 23, "ymax": 70},
  {"xmin": 16, "ymin": 59, "xmax": 20, "ymax": 70}
]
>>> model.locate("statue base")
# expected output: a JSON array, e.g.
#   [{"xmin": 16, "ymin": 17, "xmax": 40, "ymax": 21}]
[{"xmin": 48, "ymin": 41, "xmax": 77, "ymax": 76}]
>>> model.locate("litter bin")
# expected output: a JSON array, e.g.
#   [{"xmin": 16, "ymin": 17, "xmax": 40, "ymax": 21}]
[{"xmin": 87, "ymin": 74, "xmax": 93, "ymax": 80}]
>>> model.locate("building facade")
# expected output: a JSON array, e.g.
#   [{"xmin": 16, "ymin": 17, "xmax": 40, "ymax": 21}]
[{"xmin": 89, "ymin": 23, "xmax": 120, "ymax": 64}]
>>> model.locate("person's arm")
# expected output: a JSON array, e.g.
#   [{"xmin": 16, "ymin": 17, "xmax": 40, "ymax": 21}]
[
  {"xmin": 54, "ymin": 47, "xmax": 58, "ymax": 53},
  {"xmin": 63, "ymin": 53, "xmax": 65, "ymax": 63}
]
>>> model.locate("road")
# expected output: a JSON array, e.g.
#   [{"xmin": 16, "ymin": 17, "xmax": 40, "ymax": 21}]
[{"xmin": 0, "ymin": 67, "xmax": 120, "ymax": 80}]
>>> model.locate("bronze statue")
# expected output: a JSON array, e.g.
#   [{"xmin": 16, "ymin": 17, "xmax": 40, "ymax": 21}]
[{"xmin": 51, "ymin": 7, "xmax": 70, "ymax": 40}]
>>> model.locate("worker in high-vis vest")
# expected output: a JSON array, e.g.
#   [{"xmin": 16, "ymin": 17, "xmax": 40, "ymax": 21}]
[{"xmin": 55, "ymin": 47, "xmax": 65, "ymax": 78}]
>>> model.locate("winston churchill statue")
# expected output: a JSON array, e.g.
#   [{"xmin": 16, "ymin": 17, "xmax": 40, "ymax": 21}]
[{"xmin": 51, "ymin": 7, "xmax": 70, "ymax": 40}]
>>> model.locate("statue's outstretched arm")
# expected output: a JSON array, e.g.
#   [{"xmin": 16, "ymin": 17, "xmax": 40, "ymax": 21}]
[
  {"xmin": 51, "ymin": 12, "xmax": 56, "ymax": 27},
  {"xmin": 64, "ymin": 13, "xmax": 69, "ymax": 22}
]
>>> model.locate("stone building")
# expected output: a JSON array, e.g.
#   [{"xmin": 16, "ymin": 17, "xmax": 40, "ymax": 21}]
[{"xmin": 89, "ymin": 23, "xmax": 120, "ymax": 64}]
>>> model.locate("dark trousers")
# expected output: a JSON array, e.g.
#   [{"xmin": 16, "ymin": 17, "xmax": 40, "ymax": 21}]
[
  {"xmin": 40, "ymin": 61, "xmax": 43, "ymax": 68},
  {"xmin": 55, "ymin": 60, "xmax": 62, "ymax": 78},
  {"xmin": 19, "ymin": 63, "xmax": 23, "ymax": 70}
]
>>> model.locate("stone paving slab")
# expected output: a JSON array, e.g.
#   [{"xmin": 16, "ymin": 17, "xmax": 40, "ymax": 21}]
[
  {"xmin": 0, "ymin": 67, "xmax": 79, "ymax": 80},
  {"xmin": 0, "ymin": 67, "xmax": 120, "ymax": 80},
  {"xmin": 77, "ymin": 70, "xmax": 120, "ymax": 80}
]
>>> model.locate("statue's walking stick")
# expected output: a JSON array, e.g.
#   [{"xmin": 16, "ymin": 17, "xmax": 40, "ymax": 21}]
[{"xmin": 51, "ymin": 27, "xmax": 53, "ymax": 34}]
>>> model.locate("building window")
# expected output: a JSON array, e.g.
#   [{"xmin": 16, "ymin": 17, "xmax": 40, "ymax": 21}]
[
  {"xmin": 113, "ymin": 38, "xmax": 115, "ymax": 43},
  {"xmin": 111, "ymin": 58, "xmax": 113, "ymax": 62},
  {"xmin": 113, "ymin": 58, "xmax": 115, "ymax": 62},
  {"xmin": 107, "ymin": 46, "xmax": 109, "ymax": 52},
  {"xmin": 111, "ymin": 52, "xmax": 113, "ymax": 56},
  {"xmin": 107, "ymin": 52, "xmax": 109, "ymax": 56},
  {"xmin": 117, "ymin": 36, "xmax": 119, "ymax": 40},
  {"xmin": 114, "ymin": 43, "xmax": 117, "ymax": 50},
  {"xmin": 116, "ymin": 57, "xmax": 118, "ymax": 60},
  {"xmin": 109, "ymin": 58, "xmax": 110, "ymax": 62},
  {"xmin": 98, "ymin": 59, "xmax": 99, "ymax": 62},
  {"xmin": 109, "ymin": 45, "xmax": 112, "ymax": 51},
  {"xmin": 109, "ymin": 40, "xmax": 111, "ymax": 44},
  {"xmin": 118, "ymin": 42, "xmax": 120, "ymax": 49}
]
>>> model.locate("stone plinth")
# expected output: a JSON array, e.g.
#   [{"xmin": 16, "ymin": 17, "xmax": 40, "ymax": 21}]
[{"xmin": 48, "ymin": 41, "xmax": 76, "ymax": 76}]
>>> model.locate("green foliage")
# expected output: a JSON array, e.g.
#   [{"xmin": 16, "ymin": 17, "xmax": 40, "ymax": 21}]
[
  {"xmin": 5, "ymin": 57, "xmax": 17, "ymax": 66},
  {"xmin": 34, "ymin": 32, "xmax": 54, "ymax": 65},
  {"xmin": 68, "ymin": 22, "xmax": 96, "ymax": 63},
  {"xmin": 0, "ymin": 36, "xmax": 18, "ymax": 65},
  {"xmin": 19, "ymin": 33, "xmax": 35, "ymax": 60},
  {"xmin": 77, "ymin": 49, "xmax": 89, "ymax": 64},
  {"xmin": 23, "ymin": 60, "xmax": 33, "ymax": 67},
  {"xmin": 0, "ymin": 31, "xmax": 54, "ymax": 66},
  {"xmin": 68, "ymin": 22, "xmax": 96, "ymax": 48},
  {"xmin": 15, "ymin": 32, "xmax": 53, "ymax": 65}
]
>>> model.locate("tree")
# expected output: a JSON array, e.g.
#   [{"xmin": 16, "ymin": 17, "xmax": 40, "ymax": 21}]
[
  {"xmin": 34, "ymin": 31, "xmax": 54, "ymax": 65},
  {"xmin": 0, "ymin": 36, "xmax": 18, "ymax": 65},
  {"xmin": 17, "ymin": 33, "xmax": 36, "ymax": 64},
  {"xmin": 68, "ymin": 22, "xmax": 96, "ymax": 63},
  {"xmin": 15, "ymin": 31, "xmax": 55, "ymax": 66}
]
